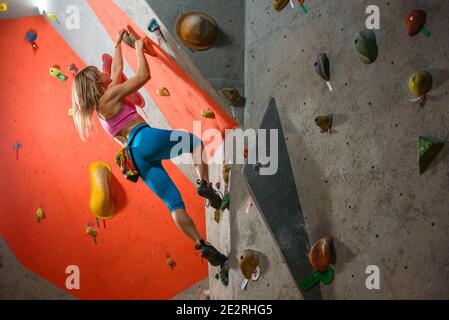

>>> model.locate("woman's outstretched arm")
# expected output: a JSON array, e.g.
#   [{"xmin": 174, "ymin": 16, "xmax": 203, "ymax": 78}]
[
  {"xmin": 107, "ymin": 39, "xmax": 151, "ymax": 102},
  {"xmin": 111, "ymin": 29, "xmax": 126, "ymax": 85}
]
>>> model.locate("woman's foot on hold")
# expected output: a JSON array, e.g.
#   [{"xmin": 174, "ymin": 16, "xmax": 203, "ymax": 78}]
[
  {"xmin": 195, "ymin": 239, "xmax": 227, "ymax": 267},
  {"xmin": 197, "ymin": 179, "xmax": 223, "ymax": 210}
]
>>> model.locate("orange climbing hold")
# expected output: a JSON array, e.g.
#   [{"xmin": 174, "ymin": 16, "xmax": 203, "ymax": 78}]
[{"xmin": 309, "ymin": 236, "xmax": 334, "ymax": 272}]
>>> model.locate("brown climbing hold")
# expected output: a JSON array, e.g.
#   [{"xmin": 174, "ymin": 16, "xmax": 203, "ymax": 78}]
[
  {"xmin": 314, "ymin": 114, "xmax": 333, "ymax": 133},
  {"xmin": 273, "ymin": 0, "xmax": 289, "ymax": 12},
  {"xmin": 157, "ymin": 87, "xmax": 170, "ymax": 97},
  {"xmin": 176, "ymin": 11, "xmax": 218, "ymax": 51},
  {"xmin": 166, "ymin": 255, "xmax": 176, "ymax": 270},
  {"xmin": 219, "ymin": 87, "xmax": 242, "ymax": 106},
  {"xmin": 309, "ymin": 236, "xmax": 334, "ymax": 272},
  {"xmin": 201, "ymin": 109, "xmax": 216, "ymax": 119},
  {"xmin": 240, "ymin": 249, "xmax": 261, "ymax": 279},
  {"xmin": 222, "ymin": 163, "xmax": 231, "ymax": 185},
  {"xmin": 214, "ymin": 209, "xmax": 221, "ymax": 223}
]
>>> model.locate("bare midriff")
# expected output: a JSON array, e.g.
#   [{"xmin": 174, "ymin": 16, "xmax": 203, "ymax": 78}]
[{"xmin": 115, "ymin": 116, "xmax": 146, "ymax": 140}]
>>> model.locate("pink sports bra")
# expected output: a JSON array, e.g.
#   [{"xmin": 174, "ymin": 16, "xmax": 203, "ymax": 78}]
[{"xmin": 98, "ymin": 104, "xmax": 141, "ymax": 138}]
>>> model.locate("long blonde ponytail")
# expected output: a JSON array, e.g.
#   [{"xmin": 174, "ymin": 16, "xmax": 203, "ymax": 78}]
[{"xmin": 71, "ymin": 66, "xmax": 103, "ymax": 141}]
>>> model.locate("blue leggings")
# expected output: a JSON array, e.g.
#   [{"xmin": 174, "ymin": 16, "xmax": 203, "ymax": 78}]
[{"xmin": 127, "ymin": 123, "xmax": 202, "ymax": 213}]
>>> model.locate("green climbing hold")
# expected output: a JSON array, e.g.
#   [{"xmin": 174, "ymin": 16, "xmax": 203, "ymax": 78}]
[
  {"xmin": 299, "ymin": 269, "xmax": 321, "ymax": 292},
  {"xmin": 220, "ymin": 194, "xmax": 230, "ymax": 211},
  {"xmin": 319, "ymin": 266, "xmax": 334, "ymax": 285},
  {"xmin": 354, "ymin": 30, "xmax": 378, "ymax": 64},
  {"xmin": 418, "ymin": 136, "xmax": 445, "ymax": 175}
]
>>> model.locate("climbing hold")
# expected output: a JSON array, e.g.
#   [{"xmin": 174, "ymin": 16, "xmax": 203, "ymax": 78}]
[
  {"xmin": 418, "ymin": 136, "xmax": 445, "ymax": 175},
  {"xmin": 123, "ymin": 31, "xmax": 137, "ymax": 49},
  {"xmin": 314, "ymin": 114, "xmax": 333, "ymax": 133},
  {"xmin": 148, "ymin": 18, "xmax": 160, "ymax": 33},
  {"xmin": 124, "ymin": 26, "xmax": 158, "ymax": 57},
  {"xmin": 315, "ymin": 53, "xmax": 330, "ymax": 81},
  {"xmin": 314, "ymin": 53, "xmax": 333, "ymax": 91},
  {"xmin": 157, "ymin": 87, "xmax": 170, "ymax": 97},
  {"xmin": 36, "ymin": 208, "xmax": 45, "ymax": 223},
  {"xmin": 220, "ymin": 194, "xmax": 230, "ymax": 211},
  {"xmin": 148, "ymin": 18, "xmax": 164, "ymax": 45},
  {"xmin": 300, "ymin": 267, "xmax": 334, "ymax": 291},
  {"xmin": 25, "ymin": 30, "xmax": 39, "ymax": 51},
  {"xmin": 297, "ymin": 0, "xmax": 308, "ymax": 13},
  {"xmin": 215, "ymin": 182, "xmax": 221, "ymax": 190},
  {"xmin": 176, "ymin": 11, "xmax": 218, "ymax": 51},
  {"xmin": 89, "ymin": 162, "xmax": 115, "ymax": 220},
  {"xmin": 239, "ymin": 249, "xmax": 261, "ymax": 279},
  {"xmin": 0, "ymin": 2, "xmax": 8, "ymax": 11},
  {"xmin": 213, "ymin": 209, "xmax": 221, "ymax": 223},
  {"xmin": 405, "ymin": 10, "xmax": 430, "ymax": 37},
  {"xmin": 354, "ymin": 30, "xmax": 378, "ymax": 64},
  {"xmin": 68, "ymin": 108, "xmax": 74, "ymax": 117},
  {"xmin": 46, "ymin": 13, "xmax": 58, "ymax": 21},
  {"xmin": 222, "ymin": 163, "xmax": 231, "ymax": 185},
  {"xmin": 201, "ymin": 109, "xmax": 216, "ymax": 119},
  {"xmin": 309, "ymin": 235, "xmax": 334, "ymax": 272},
  {"xmin": 273, "ymin": 0, "xmax": 289, "ymax": 12},
  {"xmin": 409, "ymin": 71, "xmax": 432, "ymax": 107},
  {"xmin": 166, "ymin": 255, "xmax": 176, "ymax": 270},
  {"xmin": 219, "ymin": 87, "xmax": 242, "ymax": 106},
  {"xmin": 299, "ymin": 269, "xmax": 321, "ymax": 292},
  {"xmin": 49, "ymin": 66, "xmax": 67, "ymax": 81},
  {"xmin": 12, "ymin": 143, "xmax": 22, "ymax": 160},
  {"xmin": 86, "ymin": 226, "xmax": 98, "ymax": 245},
  {"xmin": 319, "ymin": 266, "xmax": 334, "ymax": 285},
  {"xmin": 68, "ymin": 64, "xmax": 78, "ymax": 75}
]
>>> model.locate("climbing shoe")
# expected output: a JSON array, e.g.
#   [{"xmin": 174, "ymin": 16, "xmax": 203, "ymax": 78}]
[
  {"xmin": 218, "ymin": 259, "xmax": 230, "ymax": 286},
  {"xmin": 195, "ymin": 239, "xmax": 227, "ymax": 267},
  {"xmin": 197, "ymin": 179, "xmax": 223, "ymax": 210}
]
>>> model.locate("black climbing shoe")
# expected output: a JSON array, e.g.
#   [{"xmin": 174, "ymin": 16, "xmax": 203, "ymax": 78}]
[
  {"xmin": 197, "ymin": 179, "xmax": 223, "ymax": 210},
  {"xmin": 219, "ymin": 259, "xmax": 229, "ymax": 286},
  {"xmin": 195, "ymin": 239, "xmax": 227, "ymax": 267}
]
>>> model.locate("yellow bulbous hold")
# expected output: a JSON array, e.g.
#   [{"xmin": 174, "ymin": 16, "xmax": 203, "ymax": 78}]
[
  {"xmin": 408, "ymin": 71, "xmax": 433, "ymax": 97},
  {"xmin": 89, "ymin": 162, "xmax": 115, "ymax": 220}
]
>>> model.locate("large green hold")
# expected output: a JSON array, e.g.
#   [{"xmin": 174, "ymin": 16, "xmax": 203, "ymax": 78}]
[
  {"xmin": 418, "ymin": 136, "xmax": 445, "ymax": 175},
  {"xmin": 354, "ymin": 30, "xmax": 378, "ymax": 64}
]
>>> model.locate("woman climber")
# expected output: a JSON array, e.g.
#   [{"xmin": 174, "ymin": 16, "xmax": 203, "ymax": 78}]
[{"xmin": 71, "ymin": 29, "xmax": 228, "ymax": 281}]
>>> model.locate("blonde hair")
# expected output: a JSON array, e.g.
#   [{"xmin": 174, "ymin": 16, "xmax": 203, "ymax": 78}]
[{"xmin": 71, "ymin": 66, "xmax": 104, "ymax": 141}]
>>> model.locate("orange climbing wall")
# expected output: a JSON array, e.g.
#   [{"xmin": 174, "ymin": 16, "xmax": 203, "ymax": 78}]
[
  {"xmin": 87, "ymin": 0, "xmax": 239, "ymax": 137},
  {"xmin": 0, "ymin": 16, "xmax": 208, "ymax": 299}
]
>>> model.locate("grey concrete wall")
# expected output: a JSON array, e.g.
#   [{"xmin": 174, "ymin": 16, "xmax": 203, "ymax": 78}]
[
  {"xmin": 0, "ymin": 0, "xmax": 39, "ymax": 20},
  {"xmin": 219, "ymin": 0, "xmax": 449, "ymax": 299},
  {"xmin": 0, "ymin": 237, "xmax": 75, "ymax": 300},
  {"xmin": 142, "ymin": 0, "xmax": 245, "ymax": 98}
]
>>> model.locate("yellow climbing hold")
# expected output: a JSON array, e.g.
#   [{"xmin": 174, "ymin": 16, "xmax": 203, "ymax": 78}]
[
  {"xmin": 89, "ymin": 162, "xmax": 115, "ymax": 220},
  {"xmin": 214, "ymin": 209, "xmax": 221, "ymax": 223},
  {"xmin": 408, "ymin": 71, "xmax": 433, "ymax": 97},
  {"xmin": 47, "ymin": 13, "xmax": 57, "ymax": 21},
  {"xmin": 222, "ymin": 163, "xmax": 231, "ymax": 185},
  {"xmin": 68, "ymin": 108, "xmax": 74, "ymax": 116},
  {"xmin": 36, "ymin": 208, "xmax": 45, "ymax": 223},
  {"xmin": 0, "ymin": 3, "xmax": 8, "ymax": 11},
  {"xmin": 86, "ymin": 226, "xmax": 97, "ymax": 244}
]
